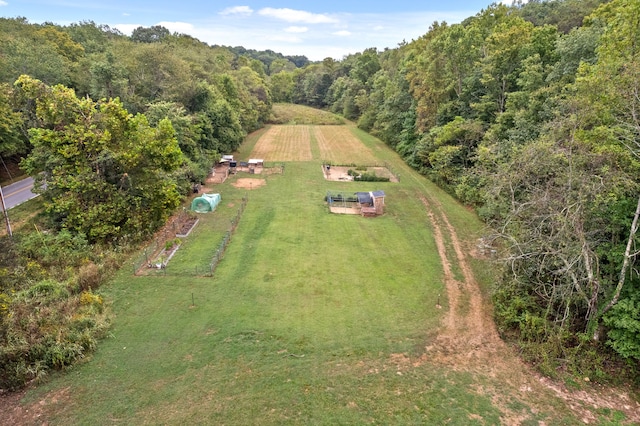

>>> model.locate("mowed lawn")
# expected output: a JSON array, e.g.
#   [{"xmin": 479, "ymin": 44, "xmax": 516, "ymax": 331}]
[
  {"xmin": 22, "ymin": 117, "xmax": 581, "ymax": 424},
  {"xmin": 248, "ymin": 124, "xmax": 379, "ymax": 165}
]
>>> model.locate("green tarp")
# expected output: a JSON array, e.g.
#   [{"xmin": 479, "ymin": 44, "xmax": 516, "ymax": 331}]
[{"xmin": 191, "ymin": 193, "xmax": 221, "ymax": 213}]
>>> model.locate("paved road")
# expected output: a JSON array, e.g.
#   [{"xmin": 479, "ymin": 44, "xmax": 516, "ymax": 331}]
[{"xmin": 0, "ymin": 177, "xmax": 38, "ymax": 209}]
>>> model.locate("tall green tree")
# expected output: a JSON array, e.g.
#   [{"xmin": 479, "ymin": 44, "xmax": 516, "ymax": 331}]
[
  {"xmin": 131, "ymin": 25, "xmax": 170, "ymax": 43},
  {"xmin": 573, "ymin": 0, "xmax": 640, "ymax": 353},
  {"xmin": 0, "ymin": 83, "xmax": 26, "ymax": 158},
  {"xmin": 269, "ymin": 71, "xmax": 295, "ymax": 103},
  {"xmin": 16, "ymin": 76, "xmax": 183, "ymax": 243},
  {"xmin": 0, "ymin": 21, "xmax": 72, "ymax": 86}
]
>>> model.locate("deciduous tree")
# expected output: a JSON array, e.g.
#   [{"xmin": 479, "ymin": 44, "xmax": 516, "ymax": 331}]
[{"xmin": 16, "ymin": 76, "xmax": 182, "ymax": 243}]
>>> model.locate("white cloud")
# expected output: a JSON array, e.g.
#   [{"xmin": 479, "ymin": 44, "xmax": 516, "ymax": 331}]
[
  {"xmin": 219, "ymin": 6, "xmax": 253, "ymax": 16},
  {"xmin": 284, "ymin": 26, "xmax": 308, "ymax": 33},
  {"xmin": 258, "ymin": 8, "xmax": 339, "ymax": 24},
  {"xmin": 157, "ymin": 21, "xmax": 194, "ymax": 33},
  {"xmin": 0, "ymin": 1, "xmax": 8, "ymax": 6},
  {"xmin": 113, "ymin": 9, "xmax": 474, "ymax": 61},
  {"xmin": 114, "ymin": 23, "xmax": 140, "ymax": 35}
]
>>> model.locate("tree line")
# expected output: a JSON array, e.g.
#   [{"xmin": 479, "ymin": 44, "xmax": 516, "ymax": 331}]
[{"xmin": 1, "ymin": 0, "xmax": 639, "ymax": 389}]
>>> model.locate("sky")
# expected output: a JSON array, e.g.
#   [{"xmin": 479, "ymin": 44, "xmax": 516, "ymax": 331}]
[{"xmin": 0, "ymin": 1, "xmax": 513, "ymax": 61}]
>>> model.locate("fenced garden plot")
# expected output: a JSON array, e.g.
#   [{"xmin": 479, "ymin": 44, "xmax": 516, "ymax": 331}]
[
  {"xmin": 322, "ymin": 162, "xmax": 399, "ymax": 182},
  {"xmin": 325, "ymin": 190, "xmax": 386, "ymax": 216},
  {"xmin": 139, "ymin": 194, "xmax": 249, "ymax": 277},
  {"xmin": 202, "ymin": 194, "xmax": 248, "ymax": 276},
  {"xmin": 213, "ymin": 162, "xmax": 284, "ymax": 183},
  {"xmin": 131, "ymin": 210, "xmax": 199, "ymax": 274},
  {"xmin": 209, "ymin": 164, "xmax": 231, "ymax": 184},
  {"xmin": 257, "ymin": 162, "xmax": 285, "ymax": 175}
]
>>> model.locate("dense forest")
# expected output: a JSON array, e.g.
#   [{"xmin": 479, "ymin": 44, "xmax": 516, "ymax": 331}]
[{"xmin": 1, "ymin": 0, "xmax": 639, "ymax": 391}]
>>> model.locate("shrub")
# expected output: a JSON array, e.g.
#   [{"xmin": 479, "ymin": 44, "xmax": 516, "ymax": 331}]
[
  {"xmin": 77, "ymin": 262, "xmax": 102, "ymax": 292},
  {"xmin": 22, "ymin": 279, "xmax": 69, "ymax": 303},
  {"xmin": 0, "ymin": 280, "xmax": 110, "ymax": 391},
  {"xmin": 79, "ymin": 291, "xmax": 103, "ymax": 308},
  {"xmin": 603, "ymin": 293, "xmax": 640, "ymax": 361},
  {"xmin": 347, "ymin": 168, "xmax": 390, "ymax": 182},
  {"xmin": 17, "ymin": 229, "xmax": 90, "ymax": 269}
]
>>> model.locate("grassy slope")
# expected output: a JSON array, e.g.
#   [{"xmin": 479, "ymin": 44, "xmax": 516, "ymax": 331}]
[{"xmin": 21, "ymin": 111, "xmax": 590, "ymax": 424}]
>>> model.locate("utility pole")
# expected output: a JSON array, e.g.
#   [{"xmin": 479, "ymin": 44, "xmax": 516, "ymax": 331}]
[{"xmin": 0, "ymin": 184, "xmax": 12, "ymax": 237}]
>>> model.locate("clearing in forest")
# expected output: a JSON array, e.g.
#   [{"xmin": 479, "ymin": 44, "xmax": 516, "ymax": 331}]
[{"xmin": 3, "ymin": 108, "xmax": 639, "ymax": 426}]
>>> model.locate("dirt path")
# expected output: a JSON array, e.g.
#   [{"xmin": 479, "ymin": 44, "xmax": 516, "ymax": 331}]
[
  {"xmin": 418, "ymin": 195, "xmax": 502, "ymax": 365},
  {"xmin": 411, "ymin": 192, "xmax": 640, "ymax": 424}
]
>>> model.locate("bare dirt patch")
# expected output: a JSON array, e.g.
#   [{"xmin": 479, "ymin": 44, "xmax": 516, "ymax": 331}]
[
  {"xmin": 0, "ymin": 386, "xmax": 71, "ymax": 426},
  {"xmin": 206, "ymin": 164, "xmax": 230, "ymax": 185},
  {"xmin": 418, "ymin": 195, "xmax": 500, "ymax": 364},
  {"xmin": 232, "ymin": 178, "xmax": 266, "ymax": 190}
]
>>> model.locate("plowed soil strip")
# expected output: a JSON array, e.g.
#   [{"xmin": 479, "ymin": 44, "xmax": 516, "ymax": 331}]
[
  {"xmin": 250, "ymin": 125, "xmax": 312, "ymax": 161},
  {"xmin": 314, "ymin": 126, "xmax": 377, "ymax": 164}
]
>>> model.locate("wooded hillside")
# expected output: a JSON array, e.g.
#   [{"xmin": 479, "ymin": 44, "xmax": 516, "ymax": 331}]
[{"xmin": 1, "ymin": 0, "xmax": 639, "ymax": 390}]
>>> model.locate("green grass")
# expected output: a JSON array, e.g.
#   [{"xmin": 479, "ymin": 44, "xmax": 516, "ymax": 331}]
[
  {"xmin": 0, "ymin": 196, "xmax": 45, "ymax": 237},
  {"xmin": 237, "ymin": 126, "xmax": 268, "ymax": 159},
  {"xmin": 22, "ymin": 118, "xmax": 589, "ymax": 424}
]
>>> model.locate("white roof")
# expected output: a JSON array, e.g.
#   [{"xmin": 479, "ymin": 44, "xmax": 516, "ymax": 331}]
[{"xmin": 248, "ymin": 159, "xmax": 264, "ymax": 164}]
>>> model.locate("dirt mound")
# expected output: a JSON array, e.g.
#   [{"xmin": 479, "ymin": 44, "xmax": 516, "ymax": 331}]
[{"xmin": 232, "ymin": 178, "xmax": 266, "ymax": 189}]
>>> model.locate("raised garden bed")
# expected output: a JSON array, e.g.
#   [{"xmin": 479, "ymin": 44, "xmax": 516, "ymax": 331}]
[
  {"xmin": 149, "ymin": 239, "xmax": 181, "ymax": 269},
  {"xmin": 176, "ymin": 216, "xmax": 199, "ymax": 237}
]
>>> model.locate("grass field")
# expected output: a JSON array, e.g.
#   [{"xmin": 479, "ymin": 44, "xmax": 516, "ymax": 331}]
[
  {"xmin": 249, "ymin": 125, "xmax": 313, "ymax": 161},
  {"xmin": 8, "ymin": 106, "xmax": 639, "ymax": 425}
]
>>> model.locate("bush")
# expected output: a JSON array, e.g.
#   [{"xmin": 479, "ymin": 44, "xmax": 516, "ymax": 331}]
[
  {"xmin": 0, "ymin": 280, "xmax": 110, "ymax": 391},
  {"xmin": 604, "ymin": 293, "xmax": 640, "ymax": 361},
  {"xmin": 77, "ymin": 261, "xmax": 102, "ymax": 292},
  {"xmin": 347, "ymin": 169, "xmax": 390, "ymax": 182},
  {"xmin": 22, "ymin": 279, "xmax": 69, "ymax": 303},
  {"xmin": 17, "ymin": 230, "xmax": 90, "ymax": 269}
]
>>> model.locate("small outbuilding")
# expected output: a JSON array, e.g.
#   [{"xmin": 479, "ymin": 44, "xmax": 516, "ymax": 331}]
[
  {"xmin": 355, "ymin": 190, "xmax": 385, "ymax": 216},
  {"xmin": 328, "ymin": 190, "xmax": 386, "ymax": 216},
  {"xmin": 191, "ymin": 193, "xmax": 221, "ymax": 213}
]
